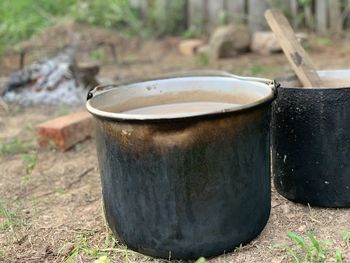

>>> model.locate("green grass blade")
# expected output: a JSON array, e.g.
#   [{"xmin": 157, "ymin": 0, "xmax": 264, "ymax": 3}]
[
  {"xmin": 336, "ymin": 248, "xmax": 343, "ymax": 263},
  {"xmin": 195, "ymin": 257, "xmax": 206, "ymax": 263},
  {"xmin": 286, "ymin": 247, "xmax": 300, "ymax": 263},
  {"xmin": 288, "ymin": 231, "xmax": 307, "ymax": 249},
  {"xmin": 308, "ymin": 234, "xmax": 325, "ymax": 260}
]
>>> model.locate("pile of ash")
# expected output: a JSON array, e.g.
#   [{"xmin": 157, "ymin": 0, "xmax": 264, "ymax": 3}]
[{"xmin": 1, "ymin": 46, "xmax": 99, "ymax": 105}]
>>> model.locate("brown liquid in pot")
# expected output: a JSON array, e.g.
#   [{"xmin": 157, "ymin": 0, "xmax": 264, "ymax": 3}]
[{"xmin": 122, "ymin": 102, "xmax": 240, "ymax": 115}]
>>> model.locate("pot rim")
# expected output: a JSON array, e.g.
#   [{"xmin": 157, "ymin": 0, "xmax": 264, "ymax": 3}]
[
  {"xmin": 280, "ymin": 69, "xmax": 350, "ymax": 90},
  {"xmin": 280, "ymin": 86, "xmax": 350, "ymax": 90},
  {"xmin": 86, "ymin": 74, "xmax": 276, "ymax": 121}
]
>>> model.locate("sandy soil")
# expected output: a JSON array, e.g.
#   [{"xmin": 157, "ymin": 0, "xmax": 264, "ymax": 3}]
[{"xmin": 1, "ymin": 24, "xmax": 350, "ymax": 263}]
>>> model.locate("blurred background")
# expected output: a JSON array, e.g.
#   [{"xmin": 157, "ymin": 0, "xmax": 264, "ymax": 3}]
[
  {"xmin": 1, "ymin": 1, "xmax": 350, "ymax": 262},
  {"xmin": 1, "ymin": 0, "xmax": 350, "ymax": 80}
]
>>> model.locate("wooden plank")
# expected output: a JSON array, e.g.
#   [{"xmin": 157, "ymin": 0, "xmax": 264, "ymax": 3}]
[
  {"xmin": 188, "ymin": 0, "xmax": 205, "ymax": 32},
  {"xmin": 129, "ymin": 0, "xmax": 148, "ymax": 18},
  {"xmin": 248, "ymin": 0, "xmax": 269, "ymax": 31},
  {"xmin": 290, "ymin": 0, "xmax": 299, "ymax": 29},
  {"xmin": 269, "ymin": 0, "xmax": 291, "ymax": 11},
  {"xmin": 207, "ymin": 0, "xmax": 225, "ymax": 28},
  {"xmin": 264, "ymin": 9, "xmax": 322, "ymax": 87},
  {"xmin": 129, "ymin": 0, "xmax": 142, "ymax": 8},
  {"xmin": 329, "ymin": 0, "xmax": 342, "ymax": 35},
  {"xmin": 345, "ymin": 0, "xmax": 350, "ymax": 28},
  {"xmin": 154, "ymin": 0, "xmax": 167, "ymax": 16},
  {"xmin": 303, "ymin": 4, "xmax": 313, "ymax": 30},
  {"xmin": 316, "ymin": 0, "xmax": 328, "ymax": 34},
  {"xmin": 225, "ymin": 0, "xmax": 245, "ymax": 23}
]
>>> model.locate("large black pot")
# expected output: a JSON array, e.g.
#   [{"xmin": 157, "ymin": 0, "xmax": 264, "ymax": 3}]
[
  {"xmin": 86, "ymin": 72, "xmax": 276, "ymax": 259},
  {"xmin": 272, "ymin": 70, "xmax": 350, "ymax": 207}
]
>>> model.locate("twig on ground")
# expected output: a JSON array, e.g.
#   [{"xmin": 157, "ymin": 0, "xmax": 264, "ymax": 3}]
[{"xmin": 66, "ymin": 167, "xmax": 94, "ymax": 189}]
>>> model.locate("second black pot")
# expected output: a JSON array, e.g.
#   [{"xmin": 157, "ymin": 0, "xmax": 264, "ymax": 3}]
[{"xmin": 272, "ymin": 71, "xmax": 350, "ymax": 207}]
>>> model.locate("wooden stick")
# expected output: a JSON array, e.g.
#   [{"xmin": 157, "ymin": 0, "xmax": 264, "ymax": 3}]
[{"xmin": 265, "ymin": 9, "xmax": 322, "ymax": 88}]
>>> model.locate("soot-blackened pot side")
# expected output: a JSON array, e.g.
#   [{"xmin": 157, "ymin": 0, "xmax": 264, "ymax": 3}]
[
  {"xmin": 272, "ymin": 86, "xmax": 350, "ymax": 207},
  {"xmin": 94, "ymin": 105, "xmax": 271, "ymax": 259}
]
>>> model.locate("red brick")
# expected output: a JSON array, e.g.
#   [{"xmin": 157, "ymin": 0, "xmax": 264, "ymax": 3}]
[{"xmin": 36, "ymin": 111, "xmax": 94, "ymax": 150}]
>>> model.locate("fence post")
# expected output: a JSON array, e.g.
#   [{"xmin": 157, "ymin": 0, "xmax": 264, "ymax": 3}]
[
  {"xmin": 188, "ymin": 0, "xmax": 206, "ymax": 33},
  {"xmin": 248, "ymin": 0, "xmax": 269, "ymax": 31},
  {"xmin": 290, "ymin": 0, "xmax": 299, "ymax": 29},
  {"xmin": 207, "ymin": 0, "xmax": 225, "ymax": 29},
  {"xmin": 129, "ymin": 0, "xmax": 148, "ymax": 17},
  {"xmin": 316, "ymin": 0, "xmax": 328, "ymax": 34},
  {"xmin": 345, "ymin": 0, "xmax": 350, "ymax": 28},
  {"xmin": 329, "ymin": 0, "xmax": 342, "ymax": 35},
  {"xmin": 304, "ymin": 1, "xmax": 314, "ymax": 30},
  {"xmin": 225, "ymin": 0, "xmax": 245, "ymax": 24}
]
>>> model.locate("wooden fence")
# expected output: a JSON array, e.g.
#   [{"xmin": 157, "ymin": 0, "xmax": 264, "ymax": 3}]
[{"xmin": 129, "ymin": 0, "xmax": 350, "ymax": 35}]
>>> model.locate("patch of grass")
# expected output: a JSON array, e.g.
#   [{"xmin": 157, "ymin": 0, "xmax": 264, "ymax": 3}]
[
  {"xmin": 90, "ymin": 47, "xmax": 106, "ymax": 62},
  {"xmin": 249, "ymin": 64, "xmax": 265, "ymax": 75},
  {"xmin": 0, "ymin": 0, "xmax": 76, "ymax": 54},
  {"xmin": 317, "ymin": 37, "xmax": 333, "ymax": 46},
  {"xmin": 70, "ymin": 0, "xmax": 143, "ymax": 36},
  {"xmin": 55, "ymin": 105, "xmax": 70, "ymax": 117},
  {"xmin": 146, "ymin": 0, "xmax": 186, "ymax": 37},
  {"xmin": 286, "ymin": 231, "xmax": 343, "ymax": 263},
  {"xmin": 196, "ymin": 52, "xmax": 209, "ymax": 66},
  {"xmin": 21, "ymin": 174, "xmax": 32, "ymax": 184},
  {"xmin": 181, "ymin": 28, "xmax": 199, "ymax": 39},
  {"xmin": 21, "ymin": 153, "xmax": 37, "ymax": 175},
  {"xmin": 62, "ymin": 229, "xmax": 198, "ymax": 263},
  {"xmin": 0, "ymin": 138, "xmax": 36, "ymax": 156},
  {"xmin": 62, "ymin": 232, "xmax": 124, "ymax": 263},
  {"xmin": 1, "ymin": 0, "xmax": 190, "ymax": 55},
  {"xmin": 0, "ymin": 0, "xmax": 142, "ymax": 54},
  {"xmin": 95, "ymin": 255, "xmax": 111, "ymax": 263},
  {"xmin": 249, "ymin": 64, "xmax": 281, "ymax": 77},
  {"xmin": 63, "ymin": 233, "xmax": 101, "ymax": 263},
  {"xmin": 0, "ymin": 199, "xmax": 22, "ymax": 231},
  {"xmin": 24, "ymin": 123, "xmax": 35, "ymax": 133},
  {"xmin": 341, "ymin": 232, "xmax": 350, "ymax": 248}
]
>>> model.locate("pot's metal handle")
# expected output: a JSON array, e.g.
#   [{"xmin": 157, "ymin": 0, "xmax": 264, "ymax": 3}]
[{"xmin": 87, "ymin": 70, "xmax": 278, "ymax": 100}]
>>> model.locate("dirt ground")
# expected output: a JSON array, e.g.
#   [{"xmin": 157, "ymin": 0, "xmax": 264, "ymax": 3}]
[{"xmin": 1, "ymin": 24, "xmax": 350, "ymax": 262}]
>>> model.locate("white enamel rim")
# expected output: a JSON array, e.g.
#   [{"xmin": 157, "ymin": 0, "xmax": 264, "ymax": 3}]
[{"xmin": 86, "ymin": 75, "xmax": 276, "ymax": 121}]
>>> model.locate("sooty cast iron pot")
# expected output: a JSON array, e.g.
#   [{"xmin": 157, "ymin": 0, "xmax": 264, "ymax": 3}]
[
  {"xmin": 272, "ymin": 70, "xmax": 350, "ymax": 208},
  {"xmin": 86, "ymin": 71, "xmax": 276, "ymax": 259}
]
